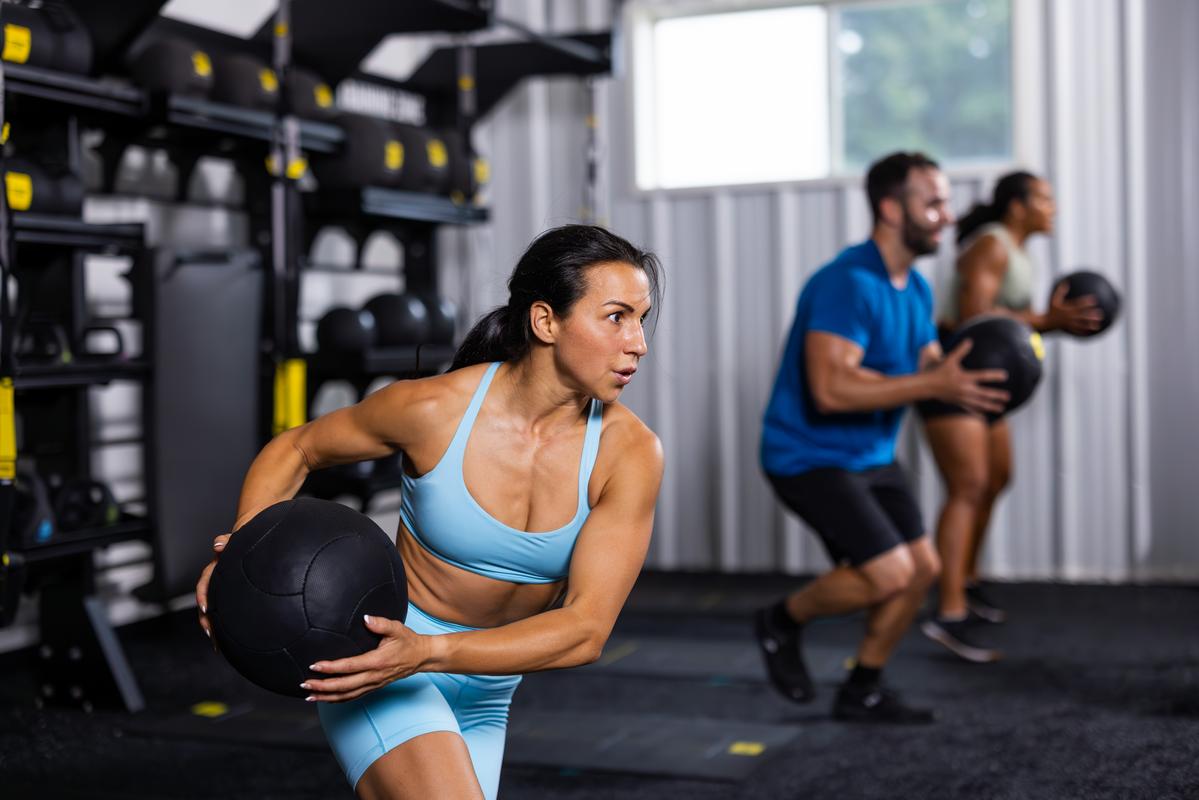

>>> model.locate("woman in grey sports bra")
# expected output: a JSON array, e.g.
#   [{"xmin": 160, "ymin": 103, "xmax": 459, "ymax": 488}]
[
  {"xmin": 919, "ymin": 172, "xmax": 1102, "ymax": 664},
  {"xmin": 196, "ymin": 225, "xmax": 664, "ymax": 800}
]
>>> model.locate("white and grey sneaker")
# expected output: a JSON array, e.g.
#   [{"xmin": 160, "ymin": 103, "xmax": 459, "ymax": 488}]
[{"xmin": 921, "ymin": 618, "xmax": 1002, "ymax": 663}]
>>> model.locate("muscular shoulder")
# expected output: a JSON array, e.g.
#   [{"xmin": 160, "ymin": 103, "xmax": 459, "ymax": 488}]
[
  {"xmin": 807, "ymin": 261, "xmax": 878, "ymax": 304},
  {"xmin": 595, "ymin": 402, "xmax": 664, "ymax": 480},
  {"xmin": 358, "ymin": 363, "xmax": 490, "ymax": 445},
  {"xmin": 957, "ymin": 233, "xmax": 1007, "ymax": 276}
]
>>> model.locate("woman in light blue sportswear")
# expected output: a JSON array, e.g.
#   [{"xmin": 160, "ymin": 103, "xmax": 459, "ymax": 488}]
[{"xmin": 197, "ymin": 225, "xmax": 664, "ymax": 799}]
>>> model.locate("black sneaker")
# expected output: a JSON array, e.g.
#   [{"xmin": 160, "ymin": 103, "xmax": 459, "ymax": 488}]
[
  {"xmin": 966, "ymin": 584, "xmax": 1007, "ymax": 623},
  {"xmin": 753, "ymin": 606, "xmax": 815, "ymax": 703},
  {"xmin": 921, "ymin": 617, "xmax": 1002, "ymax": 663},
  {"xmin": 832, "ymin": 683, "xmax": 936, "ymax": 724}
]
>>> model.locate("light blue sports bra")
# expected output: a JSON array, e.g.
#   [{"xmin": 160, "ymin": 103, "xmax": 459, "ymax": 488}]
[{"xmin": 399, "ymin": 362, "xmax": 604, "ymax": 584}]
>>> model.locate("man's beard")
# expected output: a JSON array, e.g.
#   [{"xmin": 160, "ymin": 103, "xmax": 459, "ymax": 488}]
[{"xmin": 901, "ymin": 211, "xmax": 940, "ymax": 256}]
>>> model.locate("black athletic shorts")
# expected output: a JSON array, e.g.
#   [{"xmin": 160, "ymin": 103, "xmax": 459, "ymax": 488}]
[{"xmin": 767, "ymin": 463, "xmax": 925, "ymax": 567}]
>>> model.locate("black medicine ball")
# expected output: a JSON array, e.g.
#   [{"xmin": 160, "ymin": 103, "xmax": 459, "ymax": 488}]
[
  {"xmin": 1051, "ymin": 270, "xmax": 1122, "ymax": 337},
  {"xmin": 316, "ymin": 307, "xmax": 376, "ymax": 353},
  {"xmin": 206, "ymin": 498, "xmax": 407, "ymax": 697},
  {"xmin": 364, "ymin": 293, "xmax": 430, "ymax": 346},
  {"xmin": 420, "ymin": 294, "xmax": 457, "ymax": 345},
  {"xmin": 948, "ymin": 316, "xmax": 1045, "ymax": 419}
]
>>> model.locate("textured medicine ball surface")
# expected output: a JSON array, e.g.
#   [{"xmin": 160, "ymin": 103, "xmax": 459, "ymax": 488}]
[{"xmin": 207, "ymin": 498, "xmax": 407, "ymax": 697}]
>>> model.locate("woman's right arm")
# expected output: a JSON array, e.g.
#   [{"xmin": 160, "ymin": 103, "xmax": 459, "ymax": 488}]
[
  {"xmin": 195, "ymin": 377, "xmax": 436, "ymax": 637},
  {"xmin": 231, "ymin": 385, "xmax": 412, "ymax": 527},
  {"xmin": 958, "ymin": 236, "xmax": 1101, "ymax": 333}
]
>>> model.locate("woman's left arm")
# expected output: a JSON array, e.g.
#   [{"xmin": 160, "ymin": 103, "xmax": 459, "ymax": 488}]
[{"xmin": 304, "ymin": 428, "xmax": 664, "ymax": 702}]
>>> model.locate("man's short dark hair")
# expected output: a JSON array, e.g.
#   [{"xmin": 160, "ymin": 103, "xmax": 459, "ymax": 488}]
[{"xmin": 865, "ymin": 151, "xmax": 940, "ymax": 225}]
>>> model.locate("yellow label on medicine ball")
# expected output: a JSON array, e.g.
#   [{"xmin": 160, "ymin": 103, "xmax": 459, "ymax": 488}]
[
  {"xmin": 473, "ymin": 158, "xmax": 490, "ymax": 185},
  {"xmin": 286, "ymin": 157, "xmax": 308, "ymax": 180},
  {"xmin": 265, "ymin": 155, "xmax": 309, "ymax": 179},
  {"xmin": 259, "ymin": 68, "xmax": 279, "ymax": 93},
  {"xmin": 1029, "ymin": 331, "xmax": 1045, "ymax": 361},
  {"xmin": 728, "ymin": 741, "xmax": 766, "ymax": 757},
  {"xmin": 190, "ymin": 701, "xmax": 229, "ymax": 718},
  {"xmin": 2, "ymin": 24, "xmax": 31, "ymax": 64},
  {"xmin": 314, "ymin": 83, "xmax": 333, "ymax": 108},
  {"xmin": 192, "ymin": 51, "xmax": 212, "ymax": 78},
  {"xmin": 426, "ymin": 138, "xmax": 448, "ymax": 168},
  {"xmin": 5, "ymin": 172, "xmax": 33, "ymax": 211},
  {"xmin": 385, "ymin": 141, "xmax": 404, "ymax": 171}
]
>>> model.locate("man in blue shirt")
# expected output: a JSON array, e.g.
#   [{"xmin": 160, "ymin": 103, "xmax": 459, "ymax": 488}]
[{"xmin": 755, "ymin": 152, "xmax": 1009, "ymax": 723}]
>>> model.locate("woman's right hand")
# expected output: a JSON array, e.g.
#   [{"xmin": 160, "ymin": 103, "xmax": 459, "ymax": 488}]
[
  {"xmin": 196, "ymin": 533, "xmax": 231, "ymax": 649},
  {"xmin": 1045, "ymin": 283, "xmax": 1104, "ymax": 335},
  {"xmin": 930, "ymin": 339, "xmax": 1010, "ymax": 416}
]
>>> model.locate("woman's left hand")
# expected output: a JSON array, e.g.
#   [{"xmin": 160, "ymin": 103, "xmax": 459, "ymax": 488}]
[{"xmin": 302, "ymin": 615, "xmax": 430, "ymax": 703}]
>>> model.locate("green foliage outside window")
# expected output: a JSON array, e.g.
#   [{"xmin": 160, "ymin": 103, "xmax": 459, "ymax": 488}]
[{"xmin": 839, "ymin": 0, "xmax": 1012, "ymax": 170}]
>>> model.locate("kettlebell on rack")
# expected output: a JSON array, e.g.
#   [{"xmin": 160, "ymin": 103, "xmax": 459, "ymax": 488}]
[
  {"xmin": 52, "ymin": 478, "xmax": 121, "ymax": 532},
  {"xmin": 15, "ymin": 320, "xmax": 72, "ymax": 365},
  {"xmin": 78, "ymin": 325, "xmax": 126, "ymax": 363}
]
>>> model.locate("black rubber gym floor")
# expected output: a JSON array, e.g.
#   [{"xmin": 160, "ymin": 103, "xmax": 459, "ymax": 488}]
[{"xmin": 2, "ymin": 573, "xmax": 1197, "ymax": 799}]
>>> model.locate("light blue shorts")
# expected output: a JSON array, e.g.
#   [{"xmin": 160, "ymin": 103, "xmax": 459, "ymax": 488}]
[{"xmin": 317, "ymin": 603, "xmax": 522, "ymax": 798}]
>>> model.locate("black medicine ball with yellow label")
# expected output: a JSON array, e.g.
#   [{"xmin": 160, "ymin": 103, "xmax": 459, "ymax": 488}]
[
  {"xmin": 127, "ymin": 37, "xmax": 214, "ymax": 98},
  {"xmin": 288, "ymin": 67, "xmax": 336, "ymax": 120},
  {"xmin": 919, "ymin": 316, "xmax": 1045, "ymax": 422},
  {"xmin": 3, "ymin": 157, "xmax": 84, "ymax": 216},
  {"xmin": 1, "ymin": 3, "xmax": 93, "ymax": 75},
  {"xmin": 388, "ymin": 124, "xmax": 450, "ymax": 194},
  {"xmin": 441, "ymin": 129, "xmax": 489, "ymax": 205},
  {"xmin": 312, "ymin": 113, "xmax": 407, "ymax": 190},
  {"xmin": 211, "ymin": 52, "xmax": 279, "ymax": 111}
]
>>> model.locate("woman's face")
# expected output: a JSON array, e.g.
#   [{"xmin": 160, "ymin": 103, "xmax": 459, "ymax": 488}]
[
  {"xmin": 1021, "ymin": 179, "xmax": 1056, "ymax": 234},
  {"xmin": 551, "ymin": 261, "xmax": 653, "ymax": 404}
]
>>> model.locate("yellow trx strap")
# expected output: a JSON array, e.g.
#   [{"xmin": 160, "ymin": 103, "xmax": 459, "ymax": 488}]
[{"xmin": 272, "ymin": 358, "xmax": 307, "ymax": 435}]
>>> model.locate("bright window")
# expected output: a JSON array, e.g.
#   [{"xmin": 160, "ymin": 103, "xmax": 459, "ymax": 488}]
[{"xmin": 632, "ymin": 0, "xmax": 1013, "ymax": 190}]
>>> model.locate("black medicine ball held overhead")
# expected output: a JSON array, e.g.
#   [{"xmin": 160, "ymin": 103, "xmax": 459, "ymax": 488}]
[
  {"xmin": 1050, "ymin": 270, "xmax": 1122, "ymax": 337},
  {"xmin": 206, "ymin": 498, "xmax": 408, "ymax": 698}
]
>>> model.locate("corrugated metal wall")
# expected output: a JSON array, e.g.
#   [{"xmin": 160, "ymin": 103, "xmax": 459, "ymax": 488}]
[
  {"xmin": 1, "ymin": 0, "xmax": 1192, "ymax": 655},
  {"xmin": 448, "ymin": 0, "xmax": 1199, "ymax": 581}
]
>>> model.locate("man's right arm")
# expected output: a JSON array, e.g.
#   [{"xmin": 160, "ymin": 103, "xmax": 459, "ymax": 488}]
[{"xmin": 805, "ymin": 331, "xmax": 1008, "ymax": 416}]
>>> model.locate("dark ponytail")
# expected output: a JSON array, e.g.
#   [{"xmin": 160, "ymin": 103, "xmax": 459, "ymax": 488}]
[
  {"xmin": 955, "ymin": 170, "xmax": 1039, "ymax": 245},
  {"xmin": 450, "ymin": 224, "xmax": 662, "ymax": 371}
]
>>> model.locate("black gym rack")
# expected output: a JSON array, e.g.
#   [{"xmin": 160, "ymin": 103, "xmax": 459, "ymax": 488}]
[{"xmin": 0, "ymin": 0, "xmax": 613, "ymax": 714}]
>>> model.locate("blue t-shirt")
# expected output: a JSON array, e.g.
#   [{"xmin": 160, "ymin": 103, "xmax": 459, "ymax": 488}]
[{"xmin": 761, "ymin": 239, "xmax": 937, "ymax": 476}]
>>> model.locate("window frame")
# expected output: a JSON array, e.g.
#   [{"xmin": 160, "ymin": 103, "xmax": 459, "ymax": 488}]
[{"xmin": 623, "ymin": 0, "xmax": 1042, "ymax": 196}]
